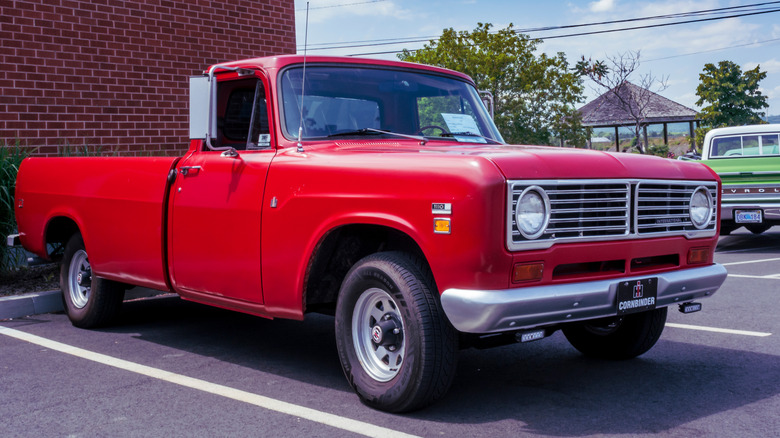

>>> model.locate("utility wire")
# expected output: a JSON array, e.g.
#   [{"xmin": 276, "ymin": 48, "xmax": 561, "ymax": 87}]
[
  {"xmin": 296, "ymin": 1, "xmax": 780, "ymax": 54},
  {"xmin": 645, "ymin": 37, "xmax": 780, "ymax": 62},
  {"xmin": 347, "ymin": 7, "xmax": 780, "ymax": 56},
  {"xmin": 295, "ymin": 0, "xmax": 387, "ymax": 11}
]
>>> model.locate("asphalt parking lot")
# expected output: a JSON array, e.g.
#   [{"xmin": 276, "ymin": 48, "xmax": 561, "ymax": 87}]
[{"xmin": 1, "ymin": 228, "xmax": 779, "ymax": 437}]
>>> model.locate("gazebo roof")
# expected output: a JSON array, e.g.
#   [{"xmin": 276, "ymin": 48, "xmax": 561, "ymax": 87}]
[{"xmin": 578, "ymin": 81, "xmax": 698, "ymax": 127}]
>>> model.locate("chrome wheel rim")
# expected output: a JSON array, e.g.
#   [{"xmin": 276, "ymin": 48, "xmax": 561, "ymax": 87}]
[
  {"xmin": 352, "ymin": 288, "xmax": 405, "ymax": 382},
  {"xmin": 68, "ymin": 249, "xmax": 91, "ymax": 309}
]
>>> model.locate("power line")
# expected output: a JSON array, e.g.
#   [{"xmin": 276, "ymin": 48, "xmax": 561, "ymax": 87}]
[
  {"xmin": 295, "ymin": 0, "xmax": 388, "ymax": 11},
  {"xmin": 540, "ymin": 7, "xmax": 780, "ymax": 40},
  {"xmin": 348, "ymin": 7, "xmax": 780, "ymax": 56},
  {"xmin": 295, "ymin": 1, "xmax": 780, "ymax": 55},
  {"xmin": 645, "ymin": 37, "xmax": 780, "ymax": 62}
]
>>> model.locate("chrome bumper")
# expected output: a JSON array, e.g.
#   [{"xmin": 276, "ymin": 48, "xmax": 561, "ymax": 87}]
[{"xmin": 440, "ymin": 264, "xmax": 728, "ymax": 333}]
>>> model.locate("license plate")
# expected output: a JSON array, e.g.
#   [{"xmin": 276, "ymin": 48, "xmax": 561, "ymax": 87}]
[
  {"xmin": 735, "ymin": 209, "xmax": 762, "ymax": 224},
  {"xmin": 617, "ymin": 278, "xmax": 658, "ymax": 315}
]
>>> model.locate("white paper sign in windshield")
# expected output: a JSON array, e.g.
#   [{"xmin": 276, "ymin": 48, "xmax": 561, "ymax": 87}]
[{"xmin": 441, "ymin": 113, "xmax": 486, "ymax": 144}]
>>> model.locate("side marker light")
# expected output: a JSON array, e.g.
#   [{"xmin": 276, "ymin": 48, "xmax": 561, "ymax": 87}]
[
  {"xmin": 433, "ymin": 218, "xmax": 451, "ymax": 234},
  {"xmin": 513, "ymin": 262, "xmax": 544, "ymax": 283},
  {"xmin": 687, "ymin": 247, "xmax": 710, "ymax": 264}
]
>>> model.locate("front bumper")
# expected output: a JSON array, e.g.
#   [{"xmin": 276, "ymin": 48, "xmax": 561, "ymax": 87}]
[{"xmin": 441, "ymin": 264, "xmax": 728, "ymax": 333}]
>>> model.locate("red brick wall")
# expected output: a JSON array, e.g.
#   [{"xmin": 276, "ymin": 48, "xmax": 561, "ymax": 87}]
[{"xmin": 0, "ymin": 0, "xmax": 296, "ymax": 156}]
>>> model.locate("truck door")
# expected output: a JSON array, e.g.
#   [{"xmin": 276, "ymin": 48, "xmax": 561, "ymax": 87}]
[{"xmin": 170, "ymin": 75, "xmax": 274, "ymax": 304}]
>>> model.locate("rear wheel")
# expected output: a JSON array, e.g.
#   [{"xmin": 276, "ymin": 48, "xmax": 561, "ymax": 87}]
[
  {"xmin": 60, "ymin": 234, "xmax": 124, "ymax": 328},
  {"xmin": 562, "ymin": 307, "xmax": 667, "ymax": 360},
  {"xmin": 335, "ymin": 252, "xmax": 457, "ymax": 412}
]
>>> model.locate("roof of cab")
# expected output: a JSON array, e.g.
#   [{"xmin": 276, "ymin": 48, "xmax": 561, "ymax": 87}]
[
  {"xmin": 704, "ymin": 123, "xmax": 780, "ymax": 140},
  {"xmin": 207, "ymin": 55, "xmax": 475, "ymax": 84}
]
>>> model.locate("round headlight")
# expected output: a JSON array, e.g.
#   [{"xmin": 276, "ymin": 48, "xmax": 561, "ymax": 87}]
[
  {"xmin": 689, "ymin": 187, "xmax": 713, "ymax": 229},
  {"xmin": 516, "ymin": 186, "xmax": 550, "ymax": 239}
]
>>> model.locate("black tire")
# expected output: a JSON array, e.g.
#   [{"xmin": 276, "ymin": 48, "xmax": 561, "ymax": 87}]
[
  {"xmin": 562, "ymin": 307, "xmax": 667, "ymax": 360},
  {"xmin": 334, "ymin": 252, "xmax": 458, "ymax": 413},
  {"xmin": 60, "ymin": 233, "xmax": 124, "ymax": 328},
  {"xmin": 745, "ymin": 224, "xmax": 771, "ymax": 234},
  {"xmin": 719, "ymin": 222, "xmax": 738, "ymax": 235}
]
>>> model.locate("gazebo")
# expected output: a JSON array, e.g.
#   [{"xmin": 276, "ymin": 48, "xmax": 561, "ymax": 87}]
[{"xmin": 578, "ymin": 82, "xmax": 699, "ymax": 152}]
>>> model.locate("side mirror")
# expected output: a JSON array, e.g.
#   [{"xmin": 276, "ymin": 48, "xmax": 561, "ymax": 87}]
[
  {"xmin": 189, "ymin": 75, "xmax": 217, "ymax": 140},
  {"xmin": 479, "ymin": 91, "xmax": 494, "ymax": 119}
]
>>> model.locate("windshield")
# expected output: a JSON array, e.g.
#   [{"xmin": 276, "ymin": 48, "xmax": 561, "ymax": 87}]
[{"xmin": 280, "ymin": 65, "xmax": 504, "ymax": 144}]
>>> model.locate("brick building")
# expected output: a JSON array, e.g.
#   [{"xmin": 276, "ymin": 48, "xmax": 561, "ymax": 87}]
[{"xmin": 0, "ymin": 0, "xmax": 296, "ymax": 156}]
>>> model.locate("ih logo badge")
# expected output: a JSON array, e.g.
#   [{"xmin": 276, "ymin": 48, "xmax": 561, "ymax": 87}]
[{"xmin": 633, "ymin": 281, "xmax": 644, "ymax": 299}]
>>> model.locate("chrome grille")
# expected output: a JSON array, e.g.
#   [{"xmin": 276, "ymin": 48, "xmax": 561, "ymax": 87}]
[
  {"xmin": 507, "ymin": 179, "xmax": 718, "ymax": 251},
  {"xmin": 636, "ymin": 181, "xmax": 718, "ymax": 234}
]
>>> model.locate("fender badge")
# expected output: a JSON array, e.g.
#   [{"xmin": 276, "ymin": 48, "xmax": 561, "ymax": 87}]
[{"xmin": 432, "ymin": 203, "xmax": 451, "ymax": 214}]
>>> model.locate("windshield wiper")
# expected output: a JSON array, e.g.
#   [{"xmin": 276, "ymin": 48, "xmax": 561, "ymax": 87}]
[
  {"xmin": 328, "ymin": 128, "xmax": 426, "ymax": 143},
  {"xmin": 439, "ymin": 131, "xmax": 503, "ymax": 144}
]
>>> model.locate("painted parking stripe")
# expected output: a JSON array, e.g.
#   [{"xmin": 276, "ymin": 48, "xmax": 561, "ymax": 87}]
[
  {"xmin": 721, "ymin": 257, "xmax": 780, "ymax": 266},
  {"xmin": 667, "ymin": 323, "xmax": 772, "ymax": 337},
  {"xmin": 0, "ymin": 326, "xmax": 419, "ymax": 438},
  {"xmin": 727, "ymin": 274, "xmax": 780, "ymax": 280}
]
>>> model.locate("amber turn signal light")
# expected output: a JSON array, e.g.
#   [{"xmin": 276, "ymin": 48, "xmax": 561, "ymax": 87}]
[
  {"xmin": 513, "ymin": 262, "xmax": 544, "ymax": 283},
  {"xmin": 433, "ymin": 218, "xmax": 451, "ymax": 234},
  {"xmin": 687, "ymin": 247, "xmax": 711, "ymax": 264}
]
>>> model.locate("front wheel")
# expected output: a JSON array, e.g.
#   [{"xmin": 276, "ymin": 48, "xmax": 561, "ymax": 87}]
[
  {"xmin": 334, "ymin": 252, "xmax": 457, "ymax": 412},
  {"xmin": 60, "ymin": 234, "xmax": 124, "ymax": 328},
  {"xmin": 562, "ymin": 307, "xmax": 667, "ymax": 360}
]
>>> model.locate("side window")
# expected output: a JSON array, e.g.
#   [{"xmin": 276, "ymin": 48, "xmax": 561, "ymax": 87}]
[
  {"xmin": 216, "ymin": 78, "xmax": 271, "ymax": 150},
  {"xmin": 223, "ymin": 89, "xmax": 255, "ymax": 141},
  {"xmin": 761, "ymin": 134, "xmax": 780, "ymax": 155},
  {"xmin": 742, "ymin": 135, "xmax": 760, "ymax": 156},
  {"xmin": 711, "ymin": 136, "xmax": 741, "ymax": 157}
]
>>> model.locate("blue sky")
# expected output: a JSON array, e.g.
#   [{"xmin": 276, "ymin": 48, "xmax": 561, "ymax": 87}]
[{"xmin": 293, "ymin": 0, "xmax": 780, "ymax": 117}]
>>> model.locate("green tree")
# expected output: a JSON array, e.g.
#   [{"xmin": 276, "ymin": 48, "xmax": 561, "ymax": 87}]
[
  {"xmin": 399, "ymin": 23, "xmax": 586, "ymax": 146},
  {"xmin": 696, "ymin": 61, "xmax": 768, "ymax": 128}
]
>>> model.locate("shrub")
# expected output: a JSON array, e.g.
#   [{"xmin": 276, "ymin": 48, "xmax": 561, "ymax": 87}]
[
  {"xmin": 648, "ymin": 143, "xmax": 670, "ymax": 158},
  {"xmin": 1, "ymin": 140, "xmax": 31, "ymax": 270}
]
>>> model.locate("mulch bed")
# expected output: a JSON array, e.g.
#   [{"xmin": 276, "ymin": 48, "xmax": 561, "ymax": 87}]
[{"xmin": 0, "ymin": 264, "xmax": 60, "ymax": 297}]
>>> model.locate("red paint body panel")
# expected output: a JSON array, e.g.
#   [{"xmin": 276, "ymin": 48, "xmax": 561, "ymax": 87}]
[
  {"xmin": 15, "ymin": 157, "xmax": 178, "ymax": 290},
  {"xmin": 169, "ymin": 150, "xmax": 273, "ymax": 304},
  {"xmin": 260, "ymin": 144, "xmax": 509, "ymax": 318}
]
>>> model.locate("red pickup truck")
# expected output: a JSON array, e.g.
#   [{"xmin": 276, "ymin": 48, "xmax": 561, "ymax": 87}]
[{"xmin": 12, "ymin": 55, "xmax": 727, "ymax": 412}]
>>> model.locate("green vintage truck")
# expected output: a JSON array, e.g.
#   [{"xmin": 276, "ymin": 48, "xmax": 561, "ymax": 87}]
[{"xmin": 701, "ymin": 124, "xmax": 780, "ymax": 234}]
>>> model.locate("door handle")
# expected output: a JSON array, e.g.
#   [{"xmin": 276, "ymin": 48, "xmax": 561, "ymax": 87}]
[{"xmin": 180, "ymin": 166, "xmax": 202, "ymax": 176}]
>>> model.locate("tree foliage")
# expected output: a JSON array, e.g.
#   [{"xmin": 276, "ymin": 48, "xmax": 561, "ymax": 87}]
[
  {"xmin": 399, "ymin": 23, "xmax": 586, "ymax": 146},
  {"xmin": 695, "ymin": 60, "xmax": 768, "ymax": 128}
]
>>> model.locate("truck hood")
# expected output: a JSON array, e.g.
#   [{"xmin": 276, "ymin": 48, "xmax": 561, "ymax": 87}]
[{"xmin": 333, "ymin": 141, "xmax": 719, "ymax": 182}]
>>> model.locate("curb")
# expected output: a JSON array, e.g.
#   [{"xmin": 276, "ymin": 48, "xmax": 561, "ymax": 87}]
[
  {"xmin": 0, "ymin": 290, "xmax": 63, "ymax": 320},
  {"xmin": 0, "ymin": 287, "xmax": 168, "ymax": 320}
]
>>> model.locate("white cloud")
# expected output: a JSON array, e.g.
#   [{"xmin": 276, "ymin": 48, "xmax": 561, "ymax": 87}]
[
  {"xmin": 764, "ymin": 85, "xmax": 780, "ymax": 100},
  {"xmin": 589, "ymin": 0, "xmax": 616, "ymax": 12},
  {"xmin": 744, "ymin": 59, "xmax": 780, "ymax": 74},
  {"xmin": 636, "ymin": 0, "xmax": 718, "ymax": 17}
]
